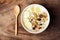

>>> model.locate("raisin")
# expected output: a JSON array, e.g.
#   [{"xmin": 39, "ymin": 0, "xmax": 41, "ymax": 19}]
[
  {"xmin": 40, "ymin": 24, "xmax": 42, "ymax": 25},
  {"xmin": 33, "ymin": 27, "xmax": 35, "ymax": 30},
  {"xmin": 33, "ymin": 25, "xmax": 37, "ymax": 30},
  {"xmin": 37, "ymin": 18, "xmax": 41, "ymax": 21}
]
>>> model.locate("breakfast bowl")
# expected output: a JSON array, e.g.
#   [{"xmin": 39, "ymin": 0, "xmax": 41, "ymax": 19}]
[{"xmin": 21, "ymin": 4, "xmax": 50, "ymax": 34}]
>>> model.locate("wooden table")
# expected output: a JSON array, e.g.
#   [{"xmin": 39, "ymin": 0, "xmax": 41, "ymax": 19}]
[{"xmin": 0, "ymin": 0, "xmax": 60, "ymax": 40}]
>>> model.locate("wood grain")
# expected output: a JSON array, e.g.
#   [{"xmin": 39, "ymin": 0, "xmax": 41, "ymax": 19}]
[{"xmin": 0, "ymin": 0, "xmax": 60, "ymax": 40}]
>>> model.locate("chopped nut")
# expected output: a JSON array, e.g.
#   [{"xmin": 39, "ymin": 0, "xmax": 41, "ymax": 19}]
[
  {"xmin": 39, "ymin": 14, "xmax": 43, "ymax": 18},
  {"xmin": 39, "ymin": 27, "xmax": 42, "ymax": 29},
  {"xmin": 35, "ymin": 28, "xmax": 39, "ymax": 32}
]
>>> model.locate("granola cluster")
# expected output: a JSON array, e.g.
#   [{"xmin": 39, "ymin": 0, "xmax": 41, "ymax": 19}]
[{"xmin": 28, "ymin": 12, "xmax": 47, "ymax": 31}]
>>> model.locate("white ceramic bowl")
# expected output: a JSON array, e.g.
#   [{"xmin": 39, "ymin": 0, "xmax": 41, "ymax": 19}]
[{"xmin": 21, "ymin": 4, "xmax": 50, "ymax": 34}]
